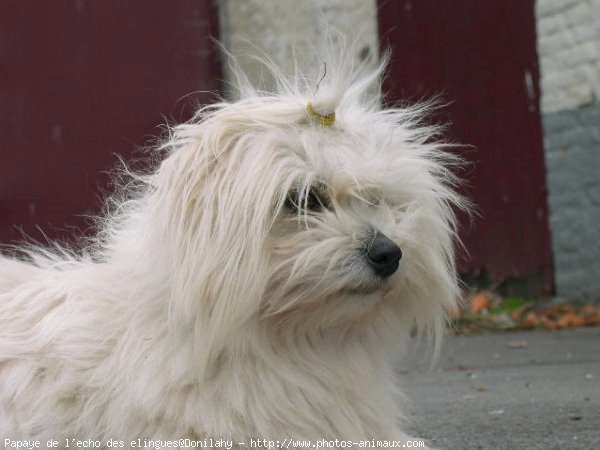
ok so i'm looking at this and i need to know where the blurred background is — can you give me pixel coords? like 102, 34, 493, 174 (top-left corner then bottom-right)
1, 0, 599, 308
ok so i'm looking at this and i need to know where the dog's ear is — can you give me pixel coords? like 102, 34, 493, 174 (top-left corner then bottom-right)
147, 117, 280, 379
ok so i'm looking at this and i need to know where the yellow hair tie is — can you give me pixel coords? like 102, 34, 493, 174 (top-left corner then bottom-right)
307, 102, 335, 126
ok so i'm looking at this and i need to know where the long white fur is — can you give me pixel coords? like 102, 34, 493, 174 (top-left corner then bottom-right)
0, 43, 465, 448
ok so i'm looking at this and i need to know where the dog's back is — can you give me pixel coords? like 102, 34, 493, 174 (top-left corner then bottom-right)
0, 255, 112, 441
0, 257, 41, 294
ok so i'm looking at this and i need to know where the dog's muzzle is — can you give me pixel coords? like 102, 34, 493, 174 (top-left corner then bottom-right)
365, 232, 402, 278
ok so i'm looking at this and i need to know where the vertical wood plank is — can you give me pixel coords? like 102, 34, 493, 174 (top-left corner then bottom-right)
0, 0, 221, 244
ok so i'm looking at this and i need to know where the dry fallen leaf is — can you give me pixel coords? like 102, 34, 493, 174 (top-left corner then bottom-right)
470, 291, 490, 314
523, 311, 541, 327
452, 293, 600, 334
581, 304, 600, 315
540, 316, 559, 330
581, 305, 600, 325
557, 313, 586, 328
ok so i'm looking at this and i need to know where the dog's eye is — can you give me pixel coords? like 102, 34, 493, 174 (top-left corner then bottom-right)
285, 188, 328, 214
369, 196, 382, 207
361, 191, 383, 207
305, 190, 324, 212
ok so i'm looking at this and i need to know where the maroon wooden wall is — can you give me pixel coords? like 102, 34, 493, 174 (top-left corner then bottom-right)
1, 1, 220, 244
378, 1, 553, 295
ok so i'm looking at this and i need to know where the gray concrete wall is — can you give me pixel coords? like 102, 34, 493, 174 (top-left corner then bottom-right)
536, 0, 600, 301
218, 0, 379, 93
536, 0, 600, 113
543, 106, 600, 300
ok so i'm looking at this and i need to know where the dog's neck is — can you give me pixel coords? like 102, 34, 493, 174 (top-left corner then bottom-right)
193, 316, 406, 440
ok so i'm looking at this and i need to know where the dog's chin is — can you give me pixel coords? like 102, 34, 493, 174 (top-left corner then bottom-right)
343, 284, 384, 296
342, 277, 395, 297
264, 278, 396, 327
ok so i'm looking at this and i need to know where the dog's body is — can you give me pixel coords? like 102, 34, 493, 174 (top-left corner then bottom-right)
0, 47, 463, 448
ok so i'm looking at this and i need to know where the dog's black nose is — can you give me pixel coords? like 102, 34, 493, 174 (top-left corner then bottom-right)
366, 233, 402, 278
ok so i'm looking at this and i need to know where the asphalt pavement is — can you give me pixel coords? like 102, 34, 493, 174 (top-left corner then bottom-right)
399, 327, 600, 449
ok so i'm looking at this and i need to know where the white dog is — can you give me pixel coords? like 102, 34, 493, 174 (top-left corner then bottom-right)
0, 45, 464, 449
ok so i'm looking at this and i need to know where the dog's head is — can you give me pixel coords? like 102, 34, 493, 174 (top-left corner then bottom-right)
146, 47, 465, 350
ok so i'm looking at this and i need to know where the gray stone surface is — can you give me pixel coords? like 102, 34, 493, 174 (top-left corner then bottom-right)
219, 0, 379, 94
543, 104, 600, 303
536, 1, 600, 303
399, 328, 600, 449
536, 0, 600, 113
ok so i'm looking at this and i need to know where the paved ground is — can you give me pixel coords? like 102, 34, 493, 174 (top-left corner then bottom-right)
399, 327, 600, 450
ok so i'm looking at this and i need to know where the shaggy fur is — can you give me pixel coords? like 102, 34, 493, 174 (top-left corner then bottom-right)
0, 45, 464, 448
